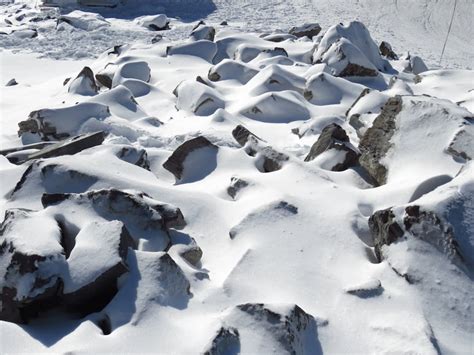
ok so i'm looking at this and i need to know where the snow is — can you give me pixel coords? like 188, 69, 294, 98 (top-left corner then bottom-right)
0, 0, 473, 354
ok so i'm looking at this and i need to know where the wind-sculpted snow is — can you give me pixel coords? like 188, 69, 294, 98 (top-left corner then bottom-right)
0, 17, 473, 355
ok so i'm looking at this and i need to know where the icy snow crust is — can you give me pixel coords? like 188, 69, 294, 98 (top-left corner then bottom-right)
0, 13, 473, 355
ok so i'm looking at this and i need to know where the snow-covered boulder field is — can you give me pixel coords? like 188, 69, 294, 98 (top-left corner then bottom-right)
0, 17, 473, 354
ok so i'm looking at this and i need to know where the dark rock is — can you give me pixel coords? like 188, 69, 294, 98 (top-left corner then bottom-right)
368, 208, 404, 262
163, 136, 218, 180
204, 327, 240, 355
0, 141, 56, 157
236, 303, 317, 354
116, 145, 150, 170
289, 23, 322, 39
359, 96, 403, 185
447, 125, 473, 161
151, 34, 163, 44
232, 125, 262, 146
68, 66, 99, 95
192, 20, 206, 31
345, 280, 383, 298
379, 41, 398, 60
0, 209, 65, 323
14, 131, 106, 164
305, 123, 359, 171
232, 125, 288, 173
339, 63, 378, 77
179, 245, 203, 266
369, 205, 466, 268
6, 78, 18, 87
42, 188, 185, 233
220, 21, 228, 26
345, 88, 371, 117
227, 176, 249, 199
95, 73, 112, 89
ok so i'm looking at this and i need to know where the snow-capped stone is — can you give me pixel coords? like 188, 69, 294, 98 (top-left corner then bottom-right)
289, 23, 321, 39
110, 144, 150, 170
208, 59, 258, 83
102, 252, 191, 330
178, 244, 203, 266
95, 64, 117, 89
244, 64, 306, 96
174, 80, 225, 116
313, 21, 390, 72
111, 61, 151, 88
68, 66, 99, 96
359, 96, 473, 185
304, 72, 366, 105
62, 220, 134, 313
305, 123, 359, 171
203, 327, 240, 355
135, 14, 169, 31
345, 279, 383, 298
0, 209, 65, 323
22, 131, 105, 163
167, 40, 218, 62
18, 103, 110, 142
57, 11, 110, 31
407, 55, 429, 74
162, 136, 218, 181
191, 25, 216, 42
219, 303, 319, 354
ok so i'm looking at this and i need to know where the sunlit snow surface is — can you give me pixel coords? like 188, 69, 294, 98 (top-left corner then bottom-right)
0, 2, 473, 354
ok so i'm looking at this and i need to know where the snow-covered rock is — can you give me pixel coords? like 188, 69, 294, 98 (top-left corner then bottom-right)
135, 14, 169, 31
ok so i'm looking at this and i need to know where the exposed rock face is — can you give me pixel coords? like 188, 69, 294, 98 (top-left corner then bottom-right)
6, 78, 18, 87
289, 23, 321, 39
42, 188, 185, 234
368, 209, 404, 262
179, 244, 203, 266
447, 125, 474, 161
0, 209, 65, 323
232, 125, 261, 146
68, 66, 99, 96
227, 176, 249, 199
304, 123, 359, 171
369, 205, 466, 268
115, 145, 151, 170
236, 303, 317, 354
379, 41, 398, 60
203, 327, 240, 355
162, 136, 218, 180
359, 96, 402, 185
11, 131, 105, 164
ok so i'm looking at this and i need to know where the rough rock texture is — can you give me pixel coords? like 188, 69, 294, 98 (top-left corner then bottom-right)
115, 145, 151, 170
289, 23, 321, 39
203, 327, 240, 355
162, 136, 218, 180
369, 205, 465, 268
304, 123, 359, 171
227, 176, 249, 199
42, 188, 185, 233
13, 131, 105, 164
0, 209, 64, 323
379, 41, 398, 60
236, 303, 317, 354
179, 244, 203, 266
359, 96, 402, 185
447, 125, 474, 161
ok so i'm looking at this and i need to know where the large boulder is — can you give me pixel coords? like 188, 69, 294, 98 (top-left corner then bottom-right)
359, 96, 473, 185
211, 303, 319, 354
0, 209, 65, 323
313, 21, 391, 76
